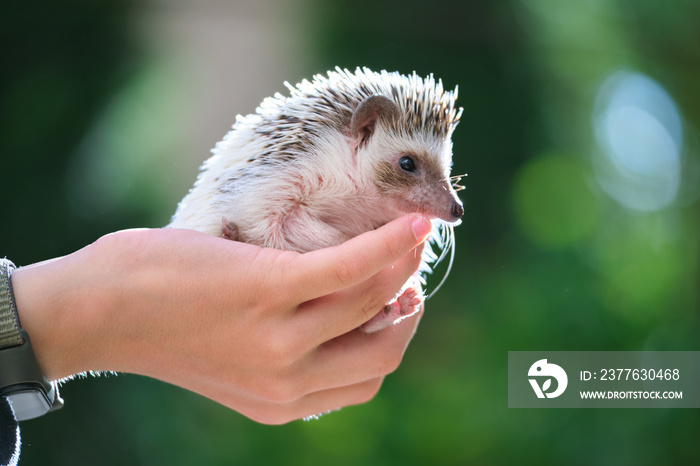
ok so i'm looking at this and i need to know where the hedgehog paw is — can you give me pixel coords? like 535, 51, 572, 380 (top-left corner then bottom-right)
360, 283, 424, 333
221, 218, 240, 241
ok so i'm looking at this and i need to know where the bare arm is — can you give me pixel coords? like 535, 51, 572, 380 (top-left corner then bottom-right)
10, 214, 431, 424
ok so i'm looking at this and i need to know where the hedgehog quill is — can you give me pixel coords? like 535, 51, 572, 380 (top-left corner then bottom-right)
169, 67, 464, 332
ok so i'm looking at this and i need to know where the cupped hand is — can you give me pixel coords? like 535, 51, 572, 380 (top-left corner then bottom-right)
11, 214, 431, 424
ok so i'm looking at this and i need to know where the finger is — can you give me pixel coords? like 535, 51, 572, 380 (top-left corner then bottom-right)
293, 307, 423, 396
217, 307, 419, 424
162, 361, 387, 425
292, 242, 425, 343
223, 377, 387, 425
287, 214, 432, 303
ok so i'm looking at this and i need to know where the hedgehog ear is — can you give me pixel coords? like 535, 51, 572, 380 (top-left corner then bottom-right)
350, 95, 400, 146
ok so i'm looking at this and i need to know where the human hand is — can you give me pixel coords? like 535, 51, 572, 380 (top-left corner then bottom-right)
11, 214, 431, 424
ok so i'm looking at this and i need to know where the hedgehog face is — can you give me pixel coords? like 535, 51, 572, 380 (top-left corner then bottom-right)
349, 93, 462, 224
365, 127, 463, 224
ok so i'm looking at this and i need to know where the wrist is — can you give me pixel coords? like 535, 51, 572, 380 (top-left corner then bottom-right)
10, 252, 104, 381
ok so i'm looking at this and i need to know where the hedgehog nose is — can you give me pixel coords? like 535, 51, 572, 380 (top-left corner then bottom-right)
451, 201, 464, 220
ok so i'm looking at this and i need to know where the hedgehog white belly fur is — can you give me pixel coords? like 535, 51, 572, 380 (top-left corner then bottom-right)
169, 67, 464, 331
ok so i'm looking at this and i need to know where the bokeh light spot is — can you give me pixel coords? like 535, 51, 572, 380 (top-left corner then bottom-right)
592, 71, 682, 212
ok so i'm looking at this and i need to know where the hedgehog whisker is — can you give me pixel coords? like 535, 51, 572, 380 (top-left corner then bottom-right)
425, 222, 455, 300
449, 173, 467, 192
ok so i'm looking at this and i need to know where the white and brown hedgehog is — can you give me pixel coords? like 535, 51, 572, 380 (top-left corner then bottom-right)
169, 67, 464, 331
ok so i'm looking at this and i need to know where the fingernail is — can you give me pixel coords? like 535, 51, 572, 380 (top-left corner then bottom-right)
411, 215, 431, 240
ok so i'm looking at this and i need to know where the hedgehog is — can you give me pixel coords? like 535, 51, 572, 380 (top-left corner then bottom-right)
169, 67, 464, 332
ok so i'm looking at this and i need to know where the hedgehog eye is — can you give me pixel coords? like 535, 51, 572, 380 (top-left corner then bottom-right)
399, 156, 416, 173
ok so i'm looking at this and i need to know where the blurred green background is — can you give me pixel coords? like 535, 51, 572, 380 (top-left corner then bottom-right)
3, 0, 700, 464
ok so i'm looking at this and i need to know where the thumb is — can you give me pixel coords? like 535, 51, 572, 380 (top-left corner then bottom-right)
290, 214, 432, 302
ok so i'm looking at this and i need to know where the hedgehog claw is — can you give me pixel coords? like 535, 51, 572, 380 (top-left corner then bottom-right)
221, 218, 240, 241
360, 280, 424, 333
